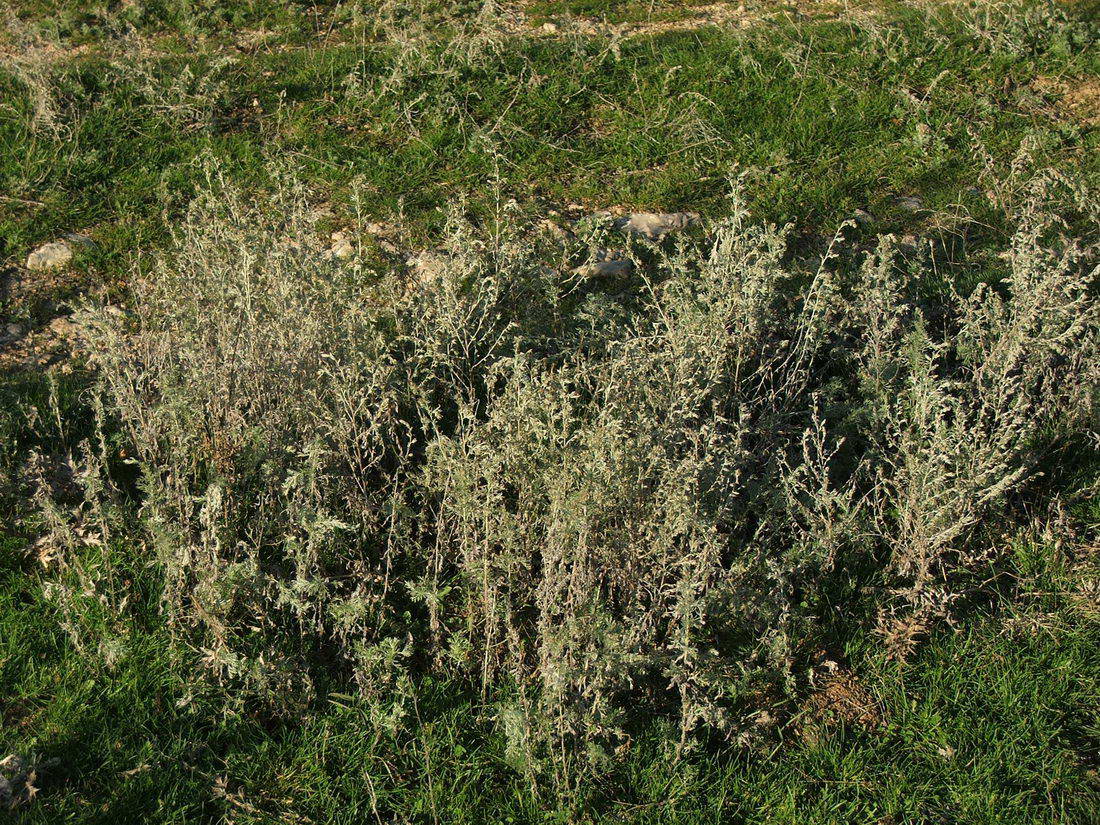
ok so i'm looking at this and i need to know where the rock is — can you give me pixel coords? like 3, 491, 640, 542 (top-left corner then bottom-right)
895, 196, 923, 213
852, 209, 874, 229
47, 315, 77, 338
63, 232, 96, 249
541, 219, 574, 243
541, 22, 558, 33
573, 252, 633, 278
896, 233, 921, 257
576, 259, 633, 278
26, 240, 73, 271
407, 250, 450, 283
325, 231, 355, 260
613, 211, 701, 240
0, 753, 40, 810
307, 204, 336, 223
362, 222, 390, 237
321, 229, 354, 261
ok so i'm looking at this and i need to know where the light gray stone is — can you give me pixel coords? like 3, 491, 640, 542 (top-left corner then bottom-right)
26, 240, 73, 271
573, 253, 633, 278
408, 250, 450, 283
613, 211, 701, 240
328, 236, 355, 260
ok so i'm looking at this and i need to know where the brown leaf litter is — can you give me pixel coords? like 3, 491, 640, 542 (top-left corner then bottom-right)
797, 655, 884, 743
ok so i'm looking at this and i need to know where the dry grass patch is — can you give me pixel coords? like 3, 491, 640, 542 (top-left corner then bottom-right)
800, 665, 883, 741
1034, 75, 1100, 126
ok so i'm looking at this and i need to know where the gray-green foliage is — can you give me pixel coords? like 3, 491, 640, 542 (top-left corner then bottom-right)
49, 170, 1097, 786
861, 181, 1099, 654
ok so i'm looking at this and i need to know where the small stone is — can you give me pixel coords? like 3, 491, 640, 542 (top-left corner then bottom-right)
63, 232, 96, 249
577, 260, 633, 278
852, 209, 874, 229
326, 230, 355, 260
329, 240, 355, 260
541, 22, 558, 33
541, 219, 574, 242
3, 322, 21, 339
613, 211, 701, 241
48, 315, 76, 337
895, 196, 924, 213
0, 753, 51, 810
897, 233, 921, 256
573, 253, 633, 278
26, 240, 73, 271
408, 250, 450, 283
307, 204, 336, 223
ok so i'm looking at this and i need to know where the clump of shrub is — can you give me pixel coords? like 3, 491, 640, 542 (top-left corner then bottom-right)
44, 171, 1097, 788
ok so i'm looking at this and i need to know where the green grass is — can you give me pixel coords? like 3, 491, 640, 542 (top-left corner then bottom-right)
2, 529, 1097, 823
2, 0, 1096, 261
2, 0, 1098, 821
